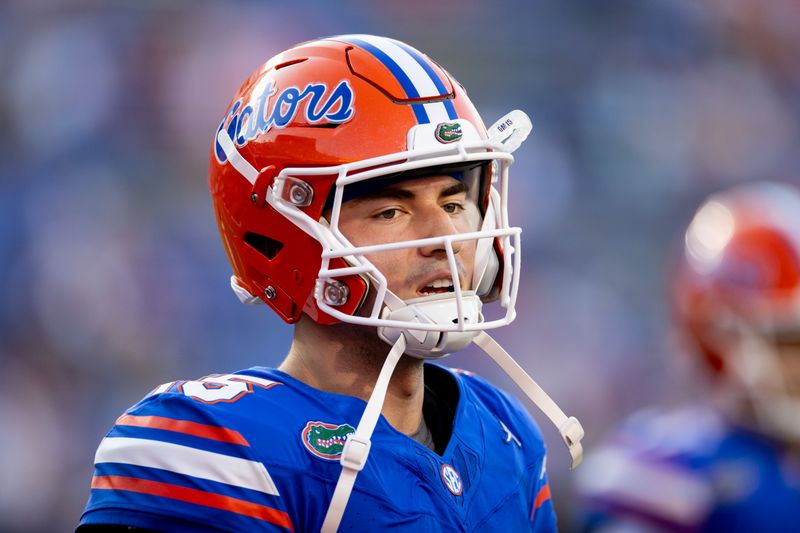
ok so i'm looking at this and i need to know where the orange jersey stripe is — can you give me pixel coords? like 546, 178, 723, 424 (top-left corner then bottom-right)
91, 475, 293, 531
115, 414, 249, 446
534, 483, 551, 510
530, 482, 552, 522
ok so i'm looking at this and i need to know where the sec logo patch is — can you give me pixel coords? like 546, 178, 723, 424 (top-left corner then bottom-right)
440, 463, 463, 496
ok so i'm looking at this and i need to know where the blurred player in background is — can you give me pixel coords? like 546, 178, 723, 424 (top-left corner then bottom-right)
576, 181, 800, 531
76, 35, 583, 532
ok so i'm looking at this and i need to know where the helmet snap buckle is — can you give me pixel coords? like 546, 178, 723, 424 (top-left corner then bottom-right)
250, 165, 277, 208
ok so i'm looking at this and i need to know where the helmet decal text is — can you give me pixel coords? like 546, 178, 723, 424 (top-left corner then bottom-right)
215, 79, 355, 163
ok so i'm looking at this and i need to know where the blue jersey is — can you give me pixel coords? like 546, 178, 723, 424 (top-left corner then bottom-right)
576, 406, 800, 532
79, 364, 556, 532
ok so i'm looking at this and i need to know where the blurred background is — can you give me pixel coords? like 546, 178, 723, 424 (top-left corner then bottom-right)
1, 0, 799, 530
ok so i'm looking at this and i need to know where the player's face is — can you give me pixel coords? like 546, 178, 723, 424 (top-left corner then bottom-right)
337, 174, 481, 300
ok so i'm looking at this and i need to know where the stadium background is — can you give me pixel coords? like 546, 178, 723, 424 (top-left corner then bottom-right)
1, 0, 799, 530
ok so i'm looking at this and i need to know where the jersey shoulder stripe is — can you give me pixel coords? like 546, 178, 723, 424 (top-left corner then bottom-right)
114, 413, 250, 446
83, 384, 292, 530
94, 435, 279, 495
531, 483, 551, 517
93, 461, 280, 505
90, 475, 293, 530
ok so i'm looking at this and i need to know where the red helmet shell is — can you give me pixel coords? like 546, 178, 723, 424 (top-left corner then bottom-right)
673, 181, 800, 375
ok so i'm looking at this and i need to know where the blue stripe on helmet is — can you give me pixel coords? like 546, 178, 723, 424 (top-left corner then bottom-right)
394, 41, 458, 120
345, 37, 430, 124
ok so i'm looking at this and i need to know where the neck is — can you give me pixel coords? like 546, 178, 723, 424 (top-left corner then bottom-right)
279, 315, 425, 435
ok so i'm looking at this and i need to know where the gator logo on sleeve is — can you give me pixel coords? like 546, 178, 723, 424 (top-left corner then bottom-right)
302, 421, 355, 460
434, 122, 463, 144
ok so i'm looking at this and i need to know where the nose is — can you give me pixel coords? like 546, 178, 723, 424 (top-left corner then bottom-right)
418, 206, 463, 257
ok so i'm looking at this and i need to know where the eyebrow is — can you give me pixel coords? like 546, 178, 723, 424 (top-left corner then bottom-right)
349, 180, 469, 204
441, 181, 468, 198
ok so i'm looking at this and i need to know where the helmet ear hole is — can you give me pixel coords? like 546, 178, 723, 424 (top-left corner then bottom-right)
244, 232, 284, 260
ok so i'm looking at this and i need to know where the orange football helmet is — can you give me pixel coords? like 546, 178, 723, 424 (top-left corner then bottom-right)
674, 181, 800, 442
208, 34, 527, 341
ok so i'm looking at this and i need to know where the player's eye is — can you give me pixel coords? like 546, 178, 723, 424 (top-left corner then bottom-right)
442, 202, 464, 214
375, 208, 398, 220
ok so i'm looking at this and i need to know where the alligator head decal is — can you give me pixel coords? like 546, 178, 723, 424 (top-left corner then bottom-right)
435, 122, 463, 144
302, 421, 356, 460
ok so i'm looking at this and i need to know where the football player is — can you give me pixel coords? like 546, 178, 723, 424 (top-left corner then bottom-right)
77, 35, 583, 532
576, 181, 800, 532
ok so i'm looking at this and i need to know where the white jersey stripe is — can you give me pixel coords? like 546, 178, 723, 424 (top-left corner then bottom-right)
95, 436, 280, 496
220, 373, 280, 389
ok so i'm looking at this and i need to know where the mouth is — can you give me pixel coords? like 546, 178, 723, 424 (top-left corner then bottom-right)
417, 277, 457, 297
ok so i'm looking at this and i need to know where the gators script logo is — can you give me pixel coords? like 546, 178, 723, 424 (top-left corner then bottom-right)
435, 122, 463, 144
302, 421, 355, 460
215, 77, 355, 164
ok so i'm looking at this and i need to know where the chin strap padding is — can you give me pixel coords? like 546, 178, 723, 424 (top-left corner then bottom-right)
473, 331, 584, 468
320, 334, 407, 533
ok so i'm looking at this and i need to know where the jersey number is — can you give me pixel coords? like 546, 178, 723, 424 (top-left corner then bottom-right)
178, 374, 278, 404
